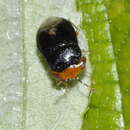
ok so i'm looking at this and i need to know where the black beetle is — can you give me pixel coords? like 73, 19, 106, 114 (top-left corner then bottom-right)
37, 17, 86, 81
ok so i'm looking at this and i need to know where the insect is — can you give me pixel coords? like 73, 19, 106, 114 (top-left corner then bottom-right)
37, 17, 86, 82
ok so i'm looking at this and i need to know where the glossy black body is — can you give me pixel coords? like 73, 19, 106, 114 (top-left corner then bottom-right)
37, 17, 81, 72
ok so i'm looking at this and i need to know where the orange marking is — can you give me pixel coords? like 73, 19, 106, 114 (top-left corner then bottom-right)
52, 57, 86, 80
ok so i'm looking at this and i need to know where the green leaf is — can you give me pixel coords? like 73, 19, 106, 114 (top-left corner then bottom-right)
76, 0, 130, 129
1, 0, 130, 129
104, 0, 130, 129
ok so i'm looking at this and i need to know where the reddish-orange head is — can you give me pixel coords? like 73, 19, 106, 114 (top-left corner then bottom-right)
52, 57, 86, 81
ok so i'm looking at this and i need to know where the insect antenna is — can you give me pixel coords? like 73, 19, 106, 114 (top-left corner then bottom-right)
76, 77, 89, 87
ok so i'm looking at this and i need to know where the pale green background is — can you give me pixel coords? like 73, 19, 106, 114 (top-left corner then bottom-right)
0, 0, 91, 130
